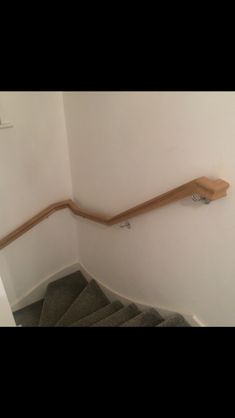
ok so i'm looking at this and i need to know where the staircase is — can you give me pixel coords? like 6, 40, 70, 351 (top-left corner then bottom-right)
13, 271, 190, 327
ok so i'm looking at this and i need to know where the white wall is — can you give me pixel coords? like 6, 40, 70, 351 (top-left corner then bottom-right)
0, 92, 79, 307
63, 92, 235, 326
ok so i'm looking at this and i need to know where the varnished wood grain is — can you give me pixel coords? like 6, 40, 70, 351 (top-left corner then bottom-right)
0, 176, 229, 250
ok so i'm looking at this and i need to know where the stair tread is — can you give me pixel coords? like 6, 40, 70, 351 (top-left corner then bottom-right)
92, 304, 140, 327
69, 301, 124, 327
39, 271, 87, 327
121, 308, 163, 327
156, 314, 190, 327
14, 299, 44, 327
56, 279, 109, 326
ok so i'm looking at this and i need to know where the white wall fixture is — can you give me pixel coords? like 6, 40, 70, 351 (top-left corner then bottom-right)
0, 117, 13, 129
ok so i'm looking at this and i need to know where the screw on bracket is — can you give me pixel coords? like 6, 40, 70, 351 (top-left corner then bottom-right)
192, 193, 211, 204
119, 221, 131, 229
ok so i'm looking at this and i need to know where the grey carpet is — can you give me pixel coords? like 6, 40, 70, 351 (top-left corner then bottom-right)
92, 303, 140, 327
13, 270, 191, 327
121, 308, 163, 327
14, 299, 44, 327
69, 301, 124, 327
157, 314, 190, 327
56, 279, 109, 327
39, 271, 87, 327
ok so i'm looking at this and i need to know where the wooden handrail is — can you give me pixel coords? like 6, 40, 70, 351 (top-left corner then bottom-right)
0, 176, 229, 250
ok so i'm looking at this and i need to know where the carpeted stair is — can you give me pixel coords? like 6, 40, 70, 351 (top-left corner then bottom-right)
92, 304, 141, 327
156, 314, 190, 327
121, 308, 163, 327
13, 270, 191, 327
70, 301, 124, 327
39, 271, 87, 326
14, 299, 44, 327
